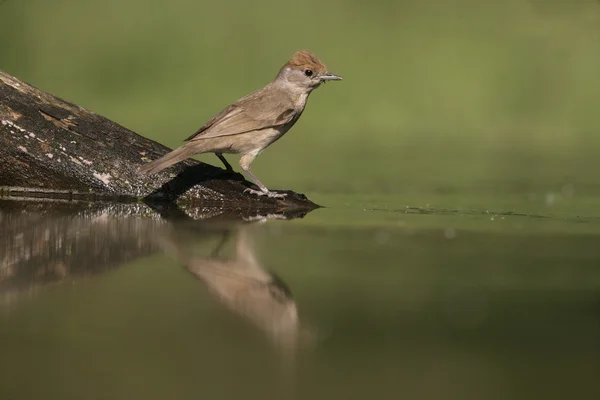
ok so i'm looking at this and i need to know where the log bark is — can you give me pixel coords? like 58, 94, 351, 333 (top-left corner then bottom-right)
0, 70, 319, 210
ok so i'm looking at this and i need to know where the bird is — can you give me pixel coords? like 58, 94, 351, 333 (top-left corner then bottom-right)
159, 224, 302, 350
138, 50, 342, 198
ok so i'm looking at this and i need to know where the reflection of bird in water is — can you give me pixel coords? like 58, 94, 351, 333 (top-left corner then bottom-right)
158, 223, 301, 351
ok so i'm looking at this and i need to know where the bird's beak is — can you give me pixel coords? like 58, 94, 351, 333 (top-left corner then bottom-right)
321, 72, 342, 81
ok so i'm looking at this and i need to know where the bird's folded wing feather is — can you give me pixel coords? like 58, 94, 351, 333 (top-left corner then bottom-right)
184, 88, 297, 141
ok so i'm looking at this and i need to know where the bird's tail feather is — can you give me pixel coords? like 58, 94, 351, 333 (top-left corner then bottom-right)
138, 144, 198, 175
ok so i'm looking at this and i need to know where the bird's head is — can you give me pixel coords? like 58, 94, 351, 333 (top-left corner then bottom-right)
276, 50, 342, 92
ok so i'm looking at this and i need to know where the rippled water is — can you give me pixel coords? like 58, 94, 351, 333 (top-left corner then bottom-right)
1, 194, 599, 399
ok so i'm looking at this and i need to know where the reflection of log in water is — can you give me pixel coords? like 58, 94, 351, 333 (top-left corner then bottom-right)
0, 198, 313, 309
159, 223, 304, 352
0, 199, 165, 306
1, 197, 312, 382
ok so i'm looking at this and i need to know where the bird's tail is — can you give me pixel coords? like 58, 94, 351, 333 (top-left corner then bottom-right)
138, 143, 198, 175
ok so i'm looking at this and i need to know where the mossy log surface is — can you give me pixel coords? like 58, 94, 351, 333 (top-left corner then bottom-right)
0, 71, 318, 210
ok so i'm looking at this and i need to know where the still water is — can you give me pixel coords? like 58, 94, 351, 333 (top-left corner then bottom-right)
1, 194, 599, 399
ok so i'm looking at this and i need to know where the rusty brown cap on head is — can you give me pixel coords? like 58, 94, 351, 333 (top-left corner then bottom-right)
282, 50, 328, 74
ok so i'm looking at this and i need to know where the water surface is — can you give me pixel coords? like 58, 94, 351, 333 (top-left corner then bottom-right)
1, 193, 599, 400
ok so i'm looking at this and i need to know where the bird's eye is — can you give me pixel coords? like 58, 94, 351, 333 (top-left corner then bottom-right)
304, 69, 313, 77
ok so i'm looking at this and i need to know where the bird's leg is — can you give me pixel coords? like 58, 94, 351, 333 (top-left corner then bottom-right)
239, 154, 287, 199
215, 152, 234, 172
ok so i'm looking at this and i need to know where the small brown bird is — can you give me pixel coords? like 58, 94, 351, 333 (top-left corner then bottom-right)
138, 50, 342, 198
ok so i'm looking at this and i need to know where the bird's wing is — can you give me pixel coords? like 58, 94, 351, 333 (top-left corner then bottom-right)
184, 87, 297, 141
184, 104, 242, 141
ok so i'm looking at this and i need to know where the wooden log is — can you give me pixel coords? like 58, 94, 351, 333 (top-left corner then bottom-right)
0, 71, 319, 210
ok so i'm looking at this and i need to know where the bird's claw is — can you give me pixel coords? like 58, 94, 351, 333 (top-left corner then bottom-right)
244, 188, 288, 199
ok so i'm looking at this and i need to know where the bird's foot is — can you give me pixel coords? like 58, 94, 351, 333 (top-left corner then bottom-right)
244, 188, 288, 199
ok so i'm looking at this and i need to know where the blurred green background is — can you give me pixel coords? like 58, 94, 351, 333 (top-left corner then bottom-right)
1, 0, 599, 200
2, 3, 600, 397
